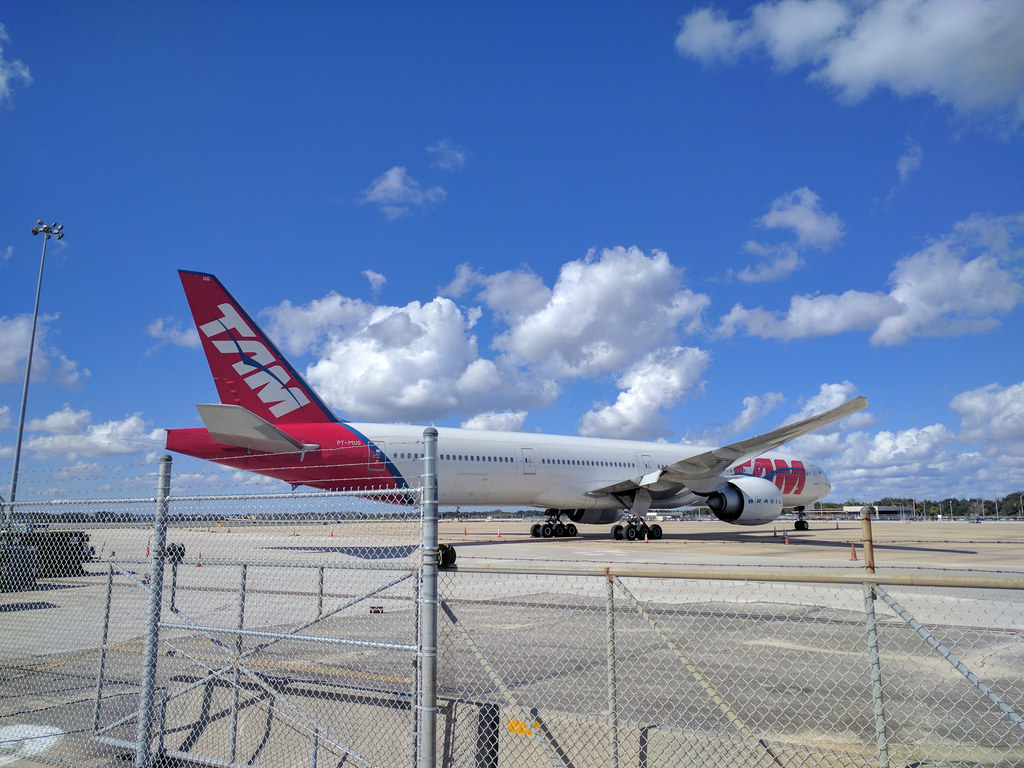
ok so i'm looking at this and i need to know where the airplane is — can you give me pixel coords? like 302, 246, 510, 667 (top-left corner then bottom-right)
165, 270, 867, 562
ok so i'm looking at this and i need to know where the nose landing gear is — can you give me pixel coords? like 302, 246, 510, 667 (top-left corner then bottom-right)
794, 508, 809, 531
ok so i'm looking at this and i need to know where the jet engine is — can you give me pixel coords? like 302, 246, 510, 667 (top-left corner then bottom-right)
705, 475, 783, 526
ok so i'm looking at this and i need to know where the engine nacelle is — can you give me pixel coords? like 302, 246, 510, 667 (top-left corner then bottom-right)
563, 508, 623, 525
706, 475, 783, 526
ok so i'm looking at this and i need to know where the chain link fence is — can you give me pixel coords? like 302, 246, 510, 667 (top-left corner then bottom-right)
434, 567, 1024, 767
2, 443, 1023, 767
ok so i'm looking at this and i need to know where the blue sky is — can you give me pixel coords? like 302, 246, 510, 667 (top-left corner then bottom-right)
2, 1, 1023, 504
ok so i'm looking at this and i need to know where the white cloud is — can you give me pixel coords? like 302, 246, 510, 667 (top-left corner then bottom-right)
427, 139, 468, 170
273, 293, 555, 423
872, 239, 1022, 345
736, 187, 843, 282
676, 0, 1024, 129
896, 138, 923, 183
263, 293, 374, 354
737, 244, 804, 283
441, 264, 551, 325
718, 289, 900, 339
0, 313, 88, 388
579, 346, 711, 439
260, 246, 711, 427
461, 410, 528, 432
0, 24, 32, 106
27, 404, 91, 435
146, 317, 200, 348
493, 247, 710, 378
0, 404, 9, 430
360, 166, 446, 219
757, 187, 844, 249
362, 269, 386, 292
19, 408, 163, 460
718, 212, 1024, 344
950, 381, 1024, 457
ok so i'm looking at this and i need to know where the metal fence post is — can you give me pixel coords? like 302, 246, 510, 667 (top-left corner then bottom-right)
418, 427, 439, 768
605, 574, 619, 768
135, 454, 171, 768
860, 510, 890, 767
229, 563, 248, 765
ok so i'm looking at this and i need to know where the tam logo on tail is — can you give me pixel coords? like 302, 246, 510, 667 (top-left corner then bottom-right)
179, 270, 337, 425
199, 302, 311, 418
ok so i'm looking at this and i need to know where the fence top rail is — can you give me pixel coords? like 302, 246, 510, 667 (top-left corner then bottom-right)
450, 562, 1024, 591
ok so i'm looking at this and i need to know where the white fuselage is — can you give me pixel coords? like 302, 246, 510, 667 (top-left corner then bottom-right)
354, 423, 830, 510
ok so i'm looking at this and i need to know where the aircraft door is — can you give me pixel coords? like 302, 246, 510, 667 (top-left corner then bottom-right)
640, 454, 655, 473
520, 447, 536, 475
368, 442, 387, 471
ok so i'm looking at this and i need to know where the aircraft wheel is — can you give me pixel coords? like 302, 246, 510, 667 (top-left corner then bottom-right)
530, 524, 541, 538
795, 520, 808, 531
541, 523, 554, 538
649, 524, 663, 540
625, 525, 638, 541
439, 544, 457, 568
553, 522, 566, 537
566, 523, 578, 537
612, 525, 624, 540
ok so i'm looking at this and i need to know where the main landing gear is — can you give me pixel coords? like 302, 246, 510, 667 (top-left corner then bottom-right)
794, 508, 809, 531
530, 514, 579, 538
610, 516, 662, 541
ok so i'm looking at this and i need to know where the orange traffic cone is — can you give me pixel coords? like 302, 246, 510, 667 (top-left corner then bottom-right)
784, 533, 790, 545
146, 539, 150, 558
497, 527, 501, 538
850, 542, 858, 561
196, 551, 202, 568
330, 530, 334, 537
464, 526, 467, 536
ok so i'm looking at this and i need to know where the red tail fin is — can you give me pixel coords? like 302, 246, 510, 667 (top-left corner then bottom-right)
178, 270, 338, 425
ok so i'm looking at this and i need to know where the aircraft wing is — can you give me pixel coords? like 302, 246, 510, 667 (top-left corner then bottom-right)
196, 404, 320, 454
589, 396, 867, 497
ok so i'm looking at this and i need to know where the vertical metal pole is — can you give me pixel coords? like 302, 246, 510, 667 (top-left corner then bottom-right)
862, 582, 890, 767
605, 574, 618, 768
860, 509, 889, 766
861, 509, 876, 574
135, 454, 171, 768
418, 427, 439, 768
6, 229, 50, 531
229, 564, 247, 765
92, 562, 115, 733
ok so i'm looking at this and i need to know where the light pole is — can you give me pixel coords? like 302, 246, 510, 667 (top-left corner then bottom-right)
5, 220, 64, 530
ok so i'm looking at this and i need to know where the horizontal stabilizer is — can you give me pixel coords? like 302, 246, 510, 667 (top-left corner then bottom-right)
196, 404, 318, 454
